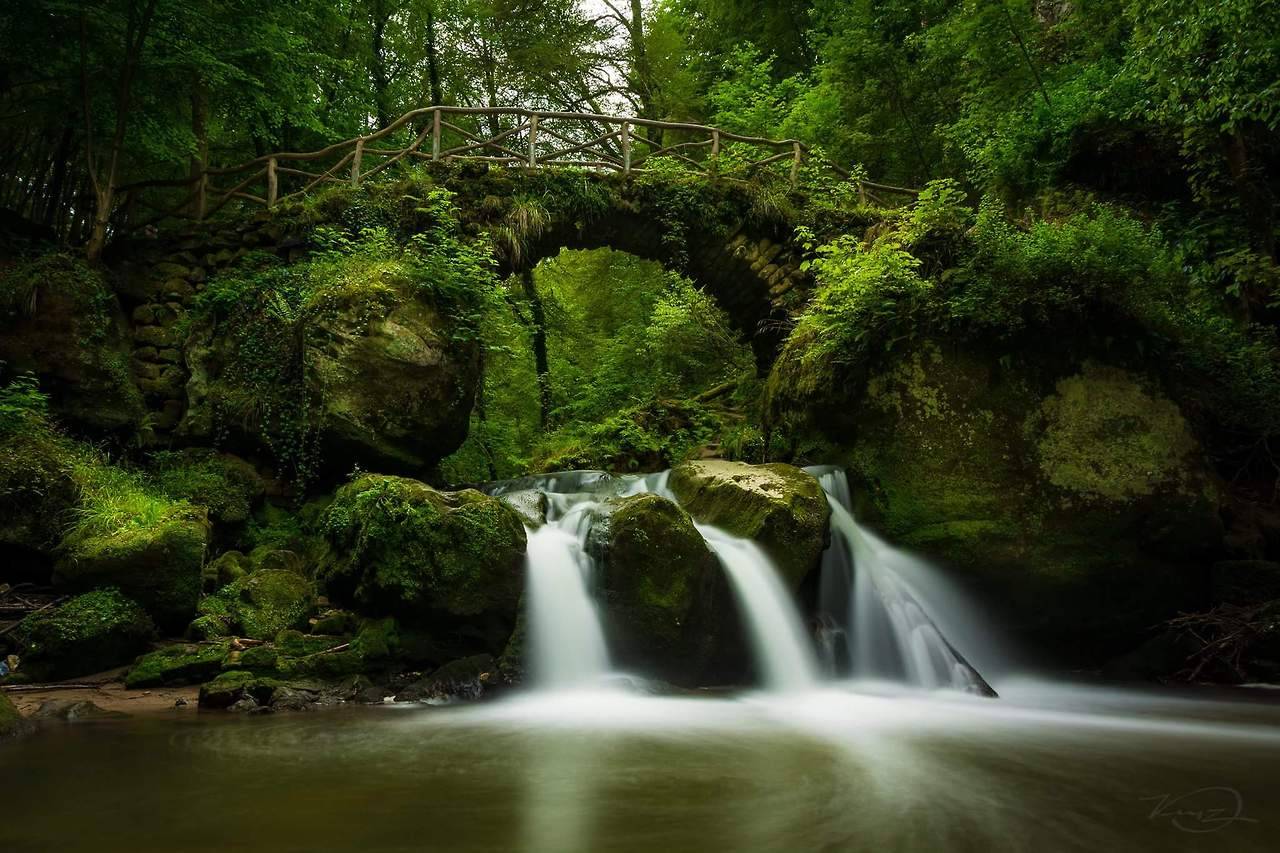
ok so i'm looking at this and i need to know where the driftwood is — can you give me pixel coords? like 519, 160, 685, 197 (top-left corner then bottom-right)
115, 105, 920, 230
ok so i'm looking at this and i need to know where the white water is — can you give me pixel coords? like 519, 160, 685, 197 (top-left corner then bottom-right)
523, 501, 612, 689
699, 524, 820, 691
500, 469, 822, 694
807, 466, 1004, 692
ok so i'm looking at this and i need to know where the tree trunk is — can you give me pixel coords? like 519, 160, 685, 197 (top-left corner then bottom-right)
426, 5, 443, 106
188, 77, 209, 217
369, 0, 393, 129
521, 269, 553, 428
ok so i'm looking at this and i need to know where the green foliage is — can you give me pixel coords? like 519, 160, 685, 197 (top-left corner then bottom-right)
0, 371, 49, 436
149, 450, 262, 524
772, 188, 1280, 443
533, 399, 718, 474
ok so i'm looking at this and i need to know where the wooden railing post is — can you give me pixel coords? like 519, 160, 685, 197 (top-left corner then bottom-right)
790, 142, 803, 188
711, 130, 721, 162
621, 121, 632, 176
432, 109, 441, 162
351, 139, 364, 186
528, 114, 539, 168
267, 157, 278, 208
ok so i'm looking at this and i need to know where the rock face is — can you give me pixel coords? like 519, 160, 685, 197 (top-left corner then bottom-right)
0, 253, 144, 433
321, 475, 527, 623
13, 589, 156, 681
669, 460, 830, 587
594, 494, 730, 683
55, 511, 210, 633
307, 279, 479, 473
181, 274, 478, 475
841, 342, 1222, 658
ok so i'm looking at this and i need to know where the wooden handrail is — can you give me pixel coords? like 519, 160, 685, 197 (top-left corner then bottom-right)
116, 105, 919, 228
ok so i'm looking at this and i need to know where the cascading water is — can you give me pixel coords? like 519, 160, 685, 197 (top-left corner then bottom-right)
699, 524, 819, 691
494, 469, 821, 694
806, 466, 999, 694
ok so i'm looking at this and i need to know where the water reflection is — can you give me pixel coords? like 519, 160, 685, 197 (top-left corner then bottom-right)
2, 683, 1280, 852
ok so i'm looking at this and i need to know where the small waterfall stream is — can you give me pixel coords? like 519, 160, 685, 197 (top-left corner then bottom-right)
807, 466, 998, 694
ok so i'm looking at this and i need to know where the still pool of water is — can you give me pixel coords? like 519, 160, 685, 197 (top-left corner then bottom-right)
3, 681, 1279, 853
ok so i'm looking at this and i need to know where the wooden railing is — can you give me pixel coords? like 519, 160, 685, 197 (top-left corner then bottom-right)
118, 106, 919, 229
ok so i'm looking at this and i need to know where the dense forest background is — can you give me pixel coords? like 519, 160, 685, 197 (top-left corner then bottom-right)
1, 0, 1278, 486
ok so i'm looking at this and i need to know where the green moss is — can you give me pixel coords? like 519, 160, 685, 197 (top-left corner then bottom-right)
195, 568, 313, 640
600, 495, 722, 673
669, 460, 829, 587
322, 475, 526, 618
126, 641, 231, 688
533, 399, 718, 474
1029, 364, 1199, 502
0, 421, 78, 555
150, 450, 264, 524
15, 590, 155, 681
198, 669, 288, 708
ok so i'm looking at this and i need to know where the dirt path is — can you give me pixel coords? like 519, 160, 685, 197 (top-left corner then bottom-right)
3, 666, 200, 716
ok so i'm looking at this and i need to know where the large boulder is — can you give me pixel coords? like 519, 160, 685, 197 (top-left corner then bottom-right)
0, 253, 144, 433
840, 341, 1222, 659
150, 449, 265, 525
669, 460, 829, 587
181, 270, 478, 475
321, 475, 526, 624
190, 568, 314, 641
126, 641, 233, 688
13, 589, 155, 681
55, 509, 210, 633
593, 493, 737, 684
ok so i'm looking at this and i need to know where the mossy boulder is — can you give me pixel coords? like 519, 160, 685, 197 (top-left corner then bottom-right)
126, 641, 232, 688
840, 342, 1222, 658
181, 267, 479, 475
150, 449, 264, 525
0, 428, 78, 582
0, 253, 143, 433
14, 589, 155, 681
193, 568, 314, 641
55, 510, 210, 632
197, 670, 288, 709
669, 460, 829, 587
594, 494, 728, 682
321, 475, 526, 620
395, 654, 495, 703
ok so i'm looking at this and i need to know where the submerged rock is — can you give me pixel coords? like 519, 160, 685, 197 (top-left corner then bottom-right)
13, 589, 156, 681
0, 690, 29, 739
29, 699, 127, 721
669, 460, 830, 587
321, 475, 526, 621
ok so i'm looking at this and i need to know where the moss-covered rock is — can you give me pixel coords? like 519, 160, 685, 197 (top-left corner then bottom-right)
125, 641, 232, 688
14, 589, 155, 681
321, 475, 526, 619
194, 568, 314, 640
150, 449, 264, 525
0, 253, 144, 433
595, 494, 727, 682
395, 654, 495, 702
197, 670, 287, 709
55, 510, 210, 632
669, 460, 829, 587
839, 341, 1222, 658
181, 258, 479, 476
0, 427, 78, 581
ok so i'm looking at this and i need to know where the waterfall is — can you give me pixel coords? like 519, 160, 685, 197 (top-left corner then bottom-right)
807, 466, 999, 695
522, 498, 613, 690
699, 524, 820, 691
